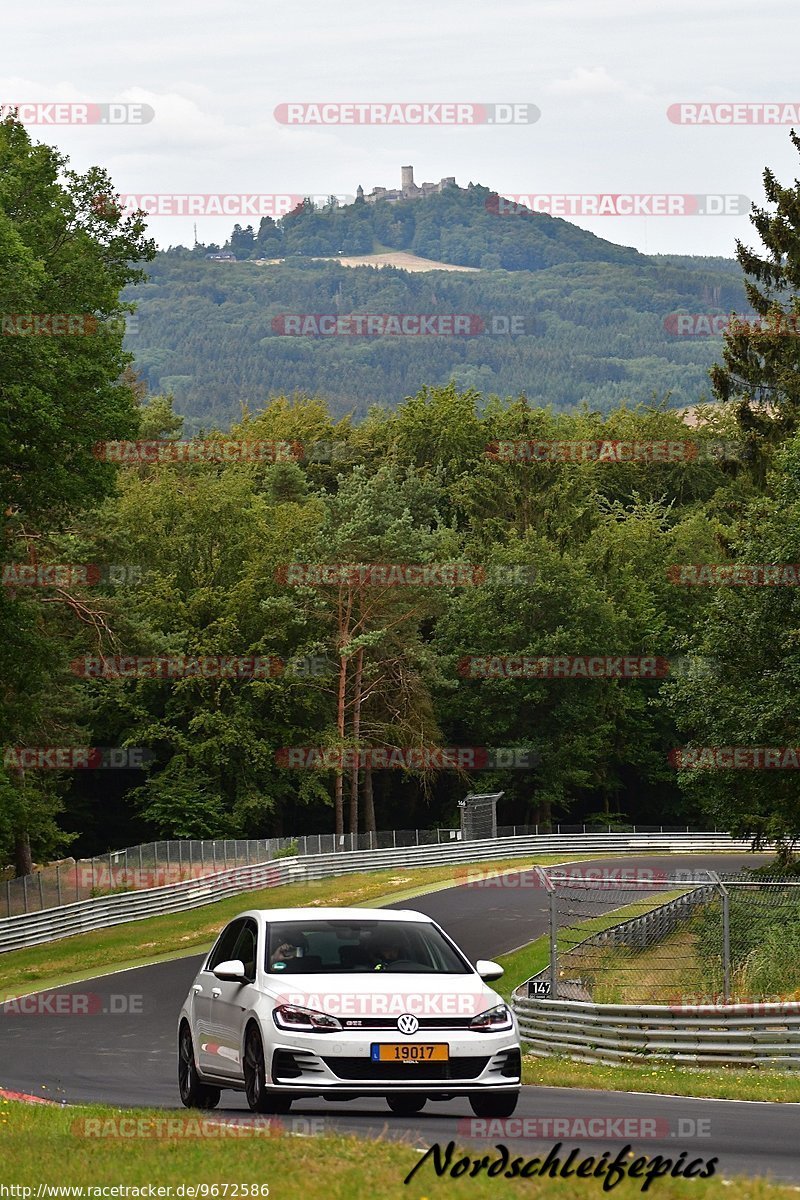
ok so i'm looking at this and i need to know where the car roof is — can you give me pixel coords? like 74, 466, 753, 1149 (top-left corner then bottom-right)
233, 907, 434, 923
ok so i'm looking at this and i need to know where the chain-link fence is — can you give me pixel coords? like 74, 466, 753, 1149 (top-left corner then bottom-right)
1, 829, 462, 916
0, 821, 706, 918
534, 868, 800, 1005
532, 868, 800, 1008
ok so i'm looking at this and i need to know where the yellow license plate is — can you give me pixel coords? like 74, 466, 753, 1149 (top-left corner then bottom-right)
371, 1043, 449, 1062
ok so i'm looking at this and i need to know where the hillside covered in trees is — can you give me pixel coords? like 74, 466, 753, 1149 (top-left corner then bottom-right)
219, 184, 647, 269
129, 243, 745, 431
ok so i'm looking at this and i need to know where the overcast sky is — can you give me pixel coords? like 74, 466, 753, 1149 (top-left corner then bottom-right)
4, 0, 800, 257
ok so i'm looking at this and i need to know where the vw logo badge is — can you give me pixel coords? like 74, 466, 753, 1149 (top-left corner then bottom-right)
397, 1013, 419, 1035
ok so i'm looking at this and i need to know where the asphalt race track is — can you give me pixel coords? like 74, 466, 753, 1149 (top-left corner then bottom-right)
4, 852, 799, 1184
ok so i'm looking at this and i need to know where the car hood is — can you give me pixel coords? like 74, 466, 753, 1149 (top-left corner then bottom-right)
263, 971, 502, 1021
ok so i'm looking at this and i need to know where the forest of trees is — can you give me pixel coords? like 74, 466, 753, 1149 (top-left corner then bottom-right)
129, 250, 745, 430
4, 116, 800, 873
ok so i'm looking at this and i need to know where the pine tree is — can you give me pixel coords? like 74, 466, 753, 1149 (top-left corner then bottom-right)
711, 130, 800, 481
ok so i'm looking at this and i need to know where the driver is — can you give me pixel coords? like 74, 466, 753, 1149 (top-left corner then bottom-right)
269, 934, 306, 969
370, 936, 404, 971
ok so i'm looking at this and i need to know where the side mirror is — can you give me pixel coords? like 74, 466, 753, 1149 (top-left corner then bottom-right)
476, 959, 504, 982
213, 959, 247, 982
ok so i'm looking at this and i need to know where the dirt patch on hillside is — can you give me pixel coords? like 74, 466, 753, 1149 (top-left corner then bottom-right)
254, 251, 480, 273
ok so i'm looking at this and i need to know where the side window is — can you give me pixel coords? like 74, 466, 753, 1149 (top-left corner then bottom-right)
207, 919, 245, 971
231, 920, 258, 982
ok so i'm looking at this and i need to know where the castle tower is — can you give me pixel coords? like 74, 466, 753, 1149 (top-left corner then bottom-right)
401, 165, 415, 193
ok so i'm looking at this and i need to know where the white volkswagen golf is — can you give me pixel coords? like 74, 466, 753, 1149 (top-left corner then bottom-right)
178, 906, 521, 1116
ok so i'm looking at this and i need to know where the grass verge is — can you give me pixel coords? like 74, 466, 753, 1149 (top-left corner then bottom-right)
0, 1099, 795, 1198
522, 1056, 800, 1103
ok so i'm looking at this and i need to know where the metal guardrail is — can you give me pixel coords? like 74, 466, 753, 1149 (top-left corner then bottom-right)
512, 995, 800, 1067
0, 831, 748, 955
2, 822, 709, 918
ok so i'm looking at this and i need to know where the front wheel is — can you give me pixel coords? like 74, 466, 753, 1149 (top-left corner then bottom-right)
243, 1024, 292, 1114
468, 1090, 520, 1119
178, 1024, 220, 1109
386, 1093, 427, 1116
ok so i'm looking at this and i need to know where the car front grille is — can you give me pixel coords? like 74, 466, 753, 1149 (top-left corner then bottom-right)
321, 1056, 490, 1081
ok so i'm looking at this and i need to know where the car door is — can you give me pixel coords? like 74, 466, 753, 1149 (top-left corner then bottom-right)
195, 918, 245, 1076
200, 918, 260, 1080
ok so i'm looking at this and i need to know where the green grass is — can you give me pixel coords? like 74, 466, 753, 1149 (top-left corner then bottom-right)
1, 1098, 795, 1199
0, 855, 599, 1000
524, 1056, 800, 1102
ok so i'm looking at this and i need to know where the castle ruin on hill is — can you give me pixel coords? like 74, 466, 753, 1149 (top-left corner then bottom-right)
357, 165, 457, 204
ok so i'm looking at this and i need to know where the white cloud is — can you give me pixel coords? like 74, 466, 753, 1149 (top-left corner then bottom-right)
548, 67, 630, 97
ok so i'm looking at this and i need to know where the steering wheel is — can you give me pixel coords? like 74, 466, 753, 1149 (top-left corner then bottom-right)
381, 959, 431, 971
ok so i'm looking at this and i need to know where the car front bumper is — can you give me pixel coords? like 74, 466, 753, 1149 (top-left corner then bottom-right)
265, 1026, 521, 1092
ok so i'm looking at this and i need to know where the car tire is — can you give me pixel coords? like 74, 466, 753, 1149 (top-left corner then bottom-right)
386, 1093, 427, 1116
468, 1090, 520, 1118
244, 1024, 292, 1114
178, 1023, 220, 1109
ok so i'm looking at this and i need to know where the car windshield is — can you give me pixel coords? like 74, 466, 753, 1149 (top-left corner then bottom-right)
265, 919, 472, 974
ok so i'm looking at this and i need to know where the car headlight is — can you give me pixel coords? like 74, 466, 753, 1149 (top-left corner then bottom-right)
273, 1003, 342, 1032
469, 1003, 514, 1032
